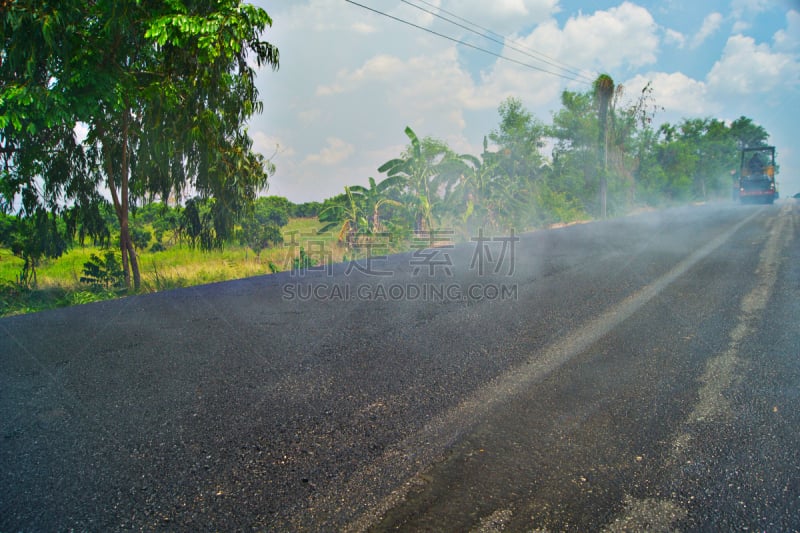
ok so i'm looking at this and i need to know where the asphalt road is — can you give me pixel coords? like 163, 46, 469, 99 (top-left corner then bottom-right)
1, 201, 798, 531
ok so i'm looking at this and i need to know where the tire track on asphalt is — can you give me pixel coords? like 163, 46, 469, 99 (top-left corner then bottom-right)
295, 207, 765, 531
604, 202, 794, 532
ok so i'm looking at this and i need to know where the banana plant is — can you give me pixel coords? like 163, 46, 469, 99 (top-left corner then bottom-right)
378, 126, 454, 239
441, 146, 501, 230
347, 176, 404, 233
318, 186, 369, 250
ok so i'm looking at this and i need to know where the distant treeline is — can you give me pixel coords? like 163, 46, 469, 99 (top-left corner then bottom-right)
316, 82, 772, 251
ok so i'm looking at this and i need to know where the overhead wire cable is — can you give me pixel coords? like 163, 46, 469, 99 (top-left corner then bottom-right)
410, 0, 593, 81
400, 0, 595, 83
343, 0, 591, 84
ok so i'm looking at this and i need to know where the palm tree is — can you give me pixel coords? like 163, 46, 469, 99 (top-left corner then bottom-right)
594, 74, 615, 218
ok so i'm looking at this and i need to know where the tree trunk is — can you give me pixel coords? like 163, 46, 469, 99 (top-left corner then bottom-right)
594, 75, 614, 219
104, 143, 129, 288
119, 211, 131, 288
103, 108, 141, 291
601, 130, 608, 219
600, 175, 607, 218
415, 212, 424, 235
119, 107, 141, 290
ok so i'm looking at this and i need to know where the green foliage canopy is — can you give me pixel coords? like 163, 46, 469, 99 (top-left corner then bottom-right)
1, 0, 279, 289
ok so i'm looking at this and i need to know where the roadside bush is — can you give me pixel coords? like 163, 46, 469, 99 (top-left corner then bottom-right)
80, 251, 125, 290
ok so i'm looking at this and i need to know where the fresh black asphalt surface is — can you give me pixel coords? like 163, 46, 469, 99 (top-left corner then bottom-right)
1, 201, 798, 531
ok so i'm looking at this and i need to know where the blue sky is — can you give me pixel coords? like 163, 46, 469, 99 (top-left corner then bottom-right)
250, 0, 800, 202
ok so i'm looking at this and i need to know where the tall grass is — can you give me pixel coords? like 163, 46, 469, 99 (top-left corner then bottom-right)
0, 218, 346, 316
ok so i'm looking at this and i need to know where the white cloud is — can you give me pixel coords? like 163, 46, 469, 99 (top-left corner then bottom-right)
526, 2, 660, 72
393, 0, 440, 28
278, 0, 346, 32
691, 12, 723, 48
730, 0, 771, 19
730, 0, 771, 31
625, 72, 712, 116
297, 109, 322, 125
451, 0, 542, 18
707, 34, 799, 95
471, 0, 661, 111
664, 28, 686, 48
351, 22, 377, 34
314, 54, 408, 97
445, 0, 560, 33
731, 20, 750, 33
463, 48, 566, 111
303, 137, 355, 166
773, 10, 800, 53
312, 47, 475, 136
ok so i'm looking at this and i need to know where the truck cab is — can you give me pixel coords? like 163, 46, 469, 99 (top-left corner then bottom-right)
739, 146, 776, 204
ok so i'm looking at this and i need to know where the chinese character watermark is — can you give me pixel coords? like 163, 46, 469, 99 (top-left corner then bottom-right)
470, 229, 518, 276
409, 230, 454, 276
280, 228, 520, 301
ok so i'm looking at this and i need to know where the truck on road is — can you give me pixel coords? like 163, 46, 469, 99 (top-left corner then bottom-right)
738, 146, 777, 204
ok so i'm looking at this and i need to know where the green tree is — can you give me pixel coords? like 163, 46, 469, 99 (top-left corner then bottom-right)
489, 97, 547, 184
130, 226, 152, 251
654, 123, 697, 201
676, 118, 738, 199
483, 98, 554, 229
292, 201, 322, 218
631, 125, 670, 205
243, 223, 282, 260
251, 196, 291, 227
0, 213, 14, 245
550, 90, 599, 213
628, 116, 758, 204
729, 116, 769, 150
133, 202, 181, 248
550, 82, 657, 214
239, 196, 288, 259
181, 197, 217, 251
65, 198, 113, 248
0, 207, 69, 288
609, 82, 661, 208
1, 1, 279, 290
4, 209, 69, 287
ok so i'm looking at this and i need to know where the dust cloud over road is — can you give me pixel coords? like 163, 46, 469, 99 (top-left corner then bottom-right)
2, 202, 798, 531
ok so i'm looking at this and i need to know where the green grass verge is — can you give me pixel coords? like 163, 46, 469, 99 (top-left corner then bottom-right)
0, 217, 346, 317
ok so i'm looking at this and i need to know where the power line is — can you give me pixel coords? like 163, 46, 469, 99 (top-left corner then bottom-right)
400, 0, 595, 84
343, 0, 592, 84
410, 0, 593, 81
